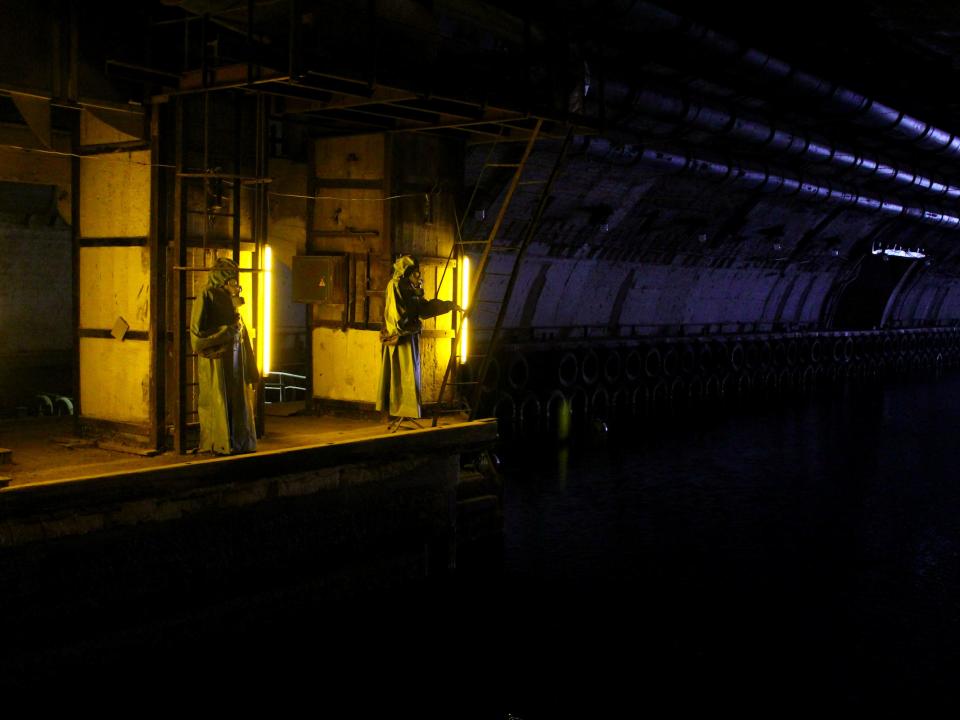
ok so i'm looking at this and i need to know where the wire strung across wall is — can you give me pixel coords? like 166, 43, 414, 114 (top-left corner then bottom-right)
268, 190, 422, 201
0, 143, 176, 168
1, 142, 456, 207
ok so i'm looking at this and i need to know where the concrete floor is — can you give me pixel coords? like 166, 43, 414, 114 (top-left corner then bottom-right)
0, 405, 468, 487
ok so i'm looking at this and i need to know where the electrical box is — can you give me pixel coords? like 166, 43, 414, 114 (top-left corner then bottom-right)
292, 254, 347, 304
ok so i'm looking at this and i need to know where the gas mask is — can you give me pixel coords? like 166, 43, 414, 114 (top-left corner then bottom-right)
407, 268, 424, 296
225, 277, 244, 307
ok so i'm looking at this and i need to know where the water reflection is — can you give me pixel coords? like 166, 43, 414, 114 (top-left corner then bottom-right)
493, 376, 960, 713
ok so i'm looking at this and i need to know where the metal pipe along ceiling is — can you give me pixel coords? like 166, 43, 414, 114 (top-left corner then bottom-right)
738, 50, 960, 156
603, 85, 960, 203
583, 137, 960, 229
627, 2, 960, 160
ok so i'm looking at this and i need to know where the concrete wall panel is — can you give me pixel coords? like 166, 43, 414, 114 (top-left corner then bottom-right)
570, 262, 631, 328
314, 135, 384, 180
78, 246, 150, 332
79, 337, 150, 423
78, 149, 152, 426
311, 188, 383, 255
799, 274, 834, 324
887, 272, 960, 326
913, 285, 938, 322
937, 287, 960, 323
759, 275, 795, 325
311, 326, 453, 407
536, 262, 578, 329
617, 264, 668, 327
79, 150, 150, 238
502, 258, 550, 327
311, 327, 381, 403
420, 335, 453, 404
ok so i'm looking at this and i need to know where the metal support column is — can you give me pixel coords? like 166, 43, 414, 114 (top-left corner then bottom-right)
172, 98, 187, 453
149, 104, 166, 451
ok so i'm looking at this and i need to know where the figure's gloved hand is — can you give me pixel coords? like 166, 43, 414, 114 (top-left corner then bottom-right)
192, 324, 234, 358
193, 324, 236, 351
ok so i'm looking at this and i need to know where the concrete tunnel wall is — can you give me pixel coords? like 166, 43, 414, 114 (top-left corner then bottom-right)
463, 143, 960, 340
889, 271, 960, 327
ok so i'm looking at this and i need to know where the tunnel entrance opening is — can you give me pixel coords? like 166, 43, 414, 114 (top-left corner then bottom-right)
828, 254, 914, 330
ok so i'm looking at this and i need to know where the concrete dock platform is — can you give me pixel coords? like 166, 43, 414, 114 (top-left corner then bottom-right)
0, 408, 479, 488
0, 410, 500, 689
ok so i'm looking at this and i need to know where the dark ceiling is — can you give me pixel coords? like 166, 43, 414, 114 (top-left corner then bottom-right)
87, 2, 960, 135
660, 0, 960, 130
67, 1, 960, 226
129, 2, 960, 142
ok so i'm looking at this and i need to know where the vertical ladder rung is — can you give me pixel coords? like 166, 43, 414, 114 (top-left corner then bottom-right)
434, 118, 546, 421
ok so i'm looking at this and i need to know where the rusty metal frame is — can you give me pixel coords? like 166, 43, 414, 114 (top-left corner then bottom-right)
173, 97, 187, 453
149, 104, 165, 451
70, 94, 81, 434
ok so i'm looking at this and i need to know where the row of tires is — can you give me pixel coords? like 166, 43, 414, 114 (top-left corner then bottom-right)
471, 331, 958, 441
33, 393, 74, 417
471, 327, 960, 395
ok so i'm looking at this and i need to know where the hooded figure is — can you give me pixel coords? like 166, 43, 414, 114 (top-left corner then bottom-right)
190, 257, 259, 454
376, 255, 456, 420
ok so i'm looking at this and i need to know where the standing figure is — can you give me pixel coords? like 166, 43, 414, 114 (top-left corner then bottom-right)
190, 257, 259, 454
376, 255, 457, 428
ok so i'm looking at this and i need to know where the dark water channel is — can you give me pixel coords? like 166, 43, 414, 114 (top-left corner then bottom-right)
488, 373, 960, 715
8, 376, 960, 715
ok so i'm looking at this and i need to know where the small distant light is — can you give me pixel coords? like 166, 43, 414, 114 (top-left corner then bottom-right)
475, 209, 486, 222
773, 242, 783, 251
698, 233, 708, 243
830, 248, 840, 257
600, 223, 610, 232
871, 245, 926, 259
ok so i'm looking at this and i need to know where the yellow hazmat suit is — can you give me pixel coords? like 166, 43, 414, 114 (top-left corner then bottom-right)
190, 258, 259, 454
376, 256, 456, 419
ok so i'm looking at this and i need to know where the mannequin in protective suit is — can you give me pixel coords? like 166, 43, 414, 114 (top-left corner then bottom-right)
190, 257, 259, 454
376, 255, 458, 428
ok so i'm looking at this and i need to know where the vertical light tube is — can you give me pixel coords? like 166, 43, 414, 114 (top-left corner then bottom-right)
460, 255, 470, 362
262, 245, 272, 375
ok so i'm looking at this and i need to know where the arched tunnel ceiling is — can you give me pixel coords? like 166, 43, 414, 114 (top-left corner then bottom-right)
44, 0, 960, 335
455, 0, 960, 336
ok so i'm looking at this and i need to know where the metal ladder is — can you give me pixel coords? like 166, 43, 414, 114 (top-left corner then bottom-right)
171, 91, 269, 452
433, 119, 573, 423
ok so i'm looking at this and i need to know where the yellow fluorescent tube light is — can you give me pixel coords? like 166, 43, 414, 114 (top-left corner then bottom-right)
262, 245, 272, 375
460, 255, 470, 362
